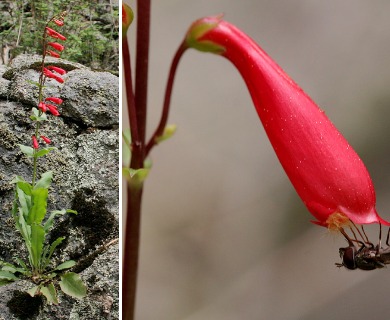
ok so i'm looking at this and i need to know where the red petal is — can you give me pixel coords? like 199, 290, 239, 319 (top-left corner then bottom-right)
47, 104, 60, 116
40, 135, 51, 144
48, 42, 64, 52
38, 101, 47, 112
45, 27, 66, 41
186, 17, 390, 227
32, 136, 39, 149
47, 66, 66, 75
46, 50, 60, 58
45, 97, 63, 104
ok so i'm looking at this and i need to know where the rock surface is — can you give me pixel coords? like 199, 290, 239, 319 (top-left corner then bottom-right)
0, 55, 118, 319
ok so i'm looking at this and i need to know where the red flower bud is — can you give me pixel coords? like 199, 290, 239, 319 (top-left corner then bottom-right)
47, 66, 66, 75
46, 50, 60, 58
48, 42, 64, 52
54, 19, 64, 26
45, 97, 63, 105
46, 27, 66, 41
40, 135, 51, 144
185, 17, 390, 229
32, 136, 39, 149
38, 101, 47, 112
122, 4, 134, 37
46, 104, 60, 116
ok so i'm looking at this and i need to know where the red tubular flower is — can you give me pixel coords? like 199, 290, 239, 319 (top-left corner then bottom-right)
32, 136, 39, 149
46, 104, 60, 116
46, 27, 66, 41
47, 42, 64, 52
43, 68, 64, 83
47, 66, 66, 75
185, 16, 390, 229
38, 101, 47, 112
46, 50, 60, 58
40, 135, 51, 144
45, 97, 63, 105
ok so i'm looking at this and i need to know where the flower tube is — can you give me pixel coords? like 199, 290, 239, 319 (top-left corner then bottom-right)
185, 16, 390, 229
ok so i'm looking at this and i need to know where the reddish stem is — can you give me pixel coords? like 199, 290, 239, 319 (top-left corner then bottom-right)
145, 42, 187, 156
134, 0, 151, 149
123, 1, 151, 320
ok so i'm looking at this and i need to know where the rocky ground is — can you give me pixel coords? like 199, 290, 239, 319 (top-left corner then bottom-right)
0, 55, 119, 319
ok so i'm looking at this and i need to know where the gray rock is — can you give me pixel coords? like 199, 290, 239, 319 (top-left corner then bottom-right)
61, 69, 119, 127
0, 55, 118, 319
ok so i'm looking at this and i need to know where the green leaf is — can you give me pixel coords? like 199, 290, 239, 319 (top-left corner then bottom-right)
16, 187, 31, 220
55, 260, 76, 271
34, 171, 53, 190
15, 258, 28, 271
40, 283, 59, 304
11, 176, 32, 196
35, 147, 56, 158
30, 108, 47, 122
26, 80, 42, 87
27, 286, 39, 297
43, 209, 65, 232
18, 209, 31, 243
122, 129, 131, 166
30, 224, 45, 270
1, 265, 25, 274
0, 270, 18, 281
0, 279, 12, 286
28, 188, 48, 225
59, 272, 87, 299
45, 237, 65, 266
123, 168, 150, 186
44, 209, 76, 232
18, 144, 34, 157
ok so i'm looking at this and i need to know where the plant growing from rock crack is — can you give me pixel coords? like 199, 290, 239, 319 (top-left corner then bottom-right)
0, 11, 87, 304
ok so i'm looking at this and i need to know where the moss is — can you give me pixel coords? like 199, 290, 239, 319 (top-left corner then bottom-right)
7, 290, 43, 320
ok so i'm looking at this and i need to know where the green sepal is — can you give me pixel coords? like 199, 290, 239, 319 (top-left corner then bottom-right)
40, 283, 59, 304
59, 272, 87, 299
185, 15, 225, 54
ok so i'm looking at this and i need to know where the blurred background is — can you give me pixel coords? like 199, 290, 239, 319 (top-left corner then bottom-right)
123, 1, 390, 319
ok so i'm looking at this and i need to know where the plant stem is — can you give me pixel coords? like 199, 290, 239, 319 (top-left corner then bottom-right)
145, 42, 187, 156
134, 0, 151, 148
123, 1, 151, 319
123, 183, 143, 320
